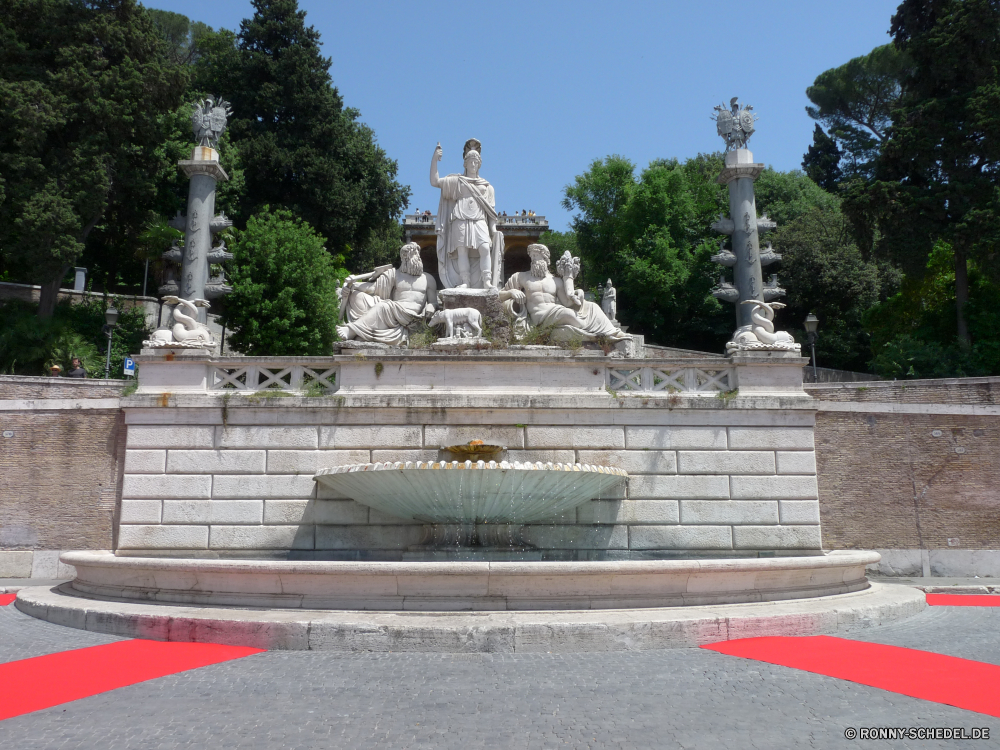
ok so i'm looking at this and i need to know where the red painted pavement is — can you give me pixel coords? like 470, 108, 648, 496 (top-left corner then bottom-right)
703, 635, 1000, 718
0, 594, 16, 606
927, 593, 1000, 607
0, 639, 263, 721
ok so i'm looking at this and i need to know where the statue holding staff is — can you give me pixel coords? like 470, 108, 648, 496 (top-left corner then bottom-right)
430, 139, 504, 289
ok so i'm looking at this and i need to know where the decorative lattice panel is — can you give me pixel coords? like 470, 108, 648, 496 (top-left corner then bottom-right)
606, 367, 733, 393
210, 364, 338, 393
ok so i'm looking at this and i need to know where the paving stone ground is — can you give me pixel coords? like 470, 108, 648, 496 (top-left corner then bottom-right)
0, 600, 997, 749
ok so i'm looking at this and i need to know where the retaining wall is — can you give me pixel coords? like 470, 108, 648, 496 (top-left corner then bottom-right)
0, 375, 127, 577
3, 371, 1000, 576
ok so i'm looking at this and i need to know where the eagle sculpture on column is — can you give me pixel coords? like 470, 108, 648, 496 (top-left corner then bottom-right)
192, 97, 232, 149
713, 97, 757, 151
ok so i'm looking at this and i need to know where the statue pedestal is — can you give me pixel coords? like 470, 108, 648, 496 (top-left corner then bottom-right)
430, 337, 492, 352
438, 287, 510, 348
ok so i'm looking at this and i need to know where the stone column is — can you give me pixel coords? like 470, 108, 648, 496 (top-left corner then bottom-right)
178, 146, 228, 323
716, 149, 765, 330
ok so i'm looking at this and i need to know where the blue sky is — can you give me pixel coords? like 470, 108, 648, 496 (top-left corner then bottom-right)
149, 0, 900, 231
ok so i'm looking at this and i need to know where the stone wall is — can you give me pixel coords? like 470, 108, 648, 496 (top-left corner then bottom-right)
0, 375, 127, 577
117, 355, 821, 561
807, 377, 1000, 576
5, 368, 1000, 577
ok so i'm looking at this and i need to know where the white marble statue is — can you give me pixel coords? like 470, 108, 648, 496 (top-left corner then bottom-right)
499, 244, 631, 344
336, 242, 437, 346
144, 296, 214, 348
430, 139, 504, 289
726, 300, 801, 354
601, 278, 617, 322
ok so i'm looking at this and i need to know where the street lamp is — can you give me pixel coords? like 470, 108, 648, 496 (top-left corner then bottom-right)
803, 313, 819, 381
103, 306, 119, 379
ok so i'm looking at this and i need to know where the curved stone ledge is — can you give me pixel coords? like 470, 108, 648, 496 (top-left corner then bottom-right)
57, 550, 879, 612
16, 579, 925, 652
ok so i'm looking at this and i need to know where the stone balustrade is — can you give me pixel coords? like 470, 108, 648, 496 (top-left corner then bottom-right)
134, 352, 804, 397
403, 213, 548, 227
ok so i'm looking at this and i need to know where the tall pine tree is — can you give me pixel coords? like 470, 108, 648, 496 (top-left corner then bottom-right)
847, 0, 1000, 346
193, 0, 409, 265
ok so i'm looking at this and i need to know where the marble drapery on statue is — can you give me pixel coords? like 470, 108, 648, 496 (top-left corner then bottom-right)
500, 245, 631, 344
431, 140, 504, 289
336, 243, 437, 346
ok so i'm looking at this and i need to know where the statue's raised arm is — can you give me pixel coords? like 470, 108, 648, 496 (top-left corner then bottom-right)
429, 143, 443, 188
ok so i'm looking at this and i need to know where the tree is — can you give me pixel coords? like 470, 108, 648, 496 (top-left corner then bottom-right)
562, 155, 730, 349
804, 44, 908, 182
801, 124, 843, 191
146, 8, 211, 65
192, 0, 409, 267
767, 204, 900, 372
0, 0, 189, 317
221, 207, 343, 355
866, 242, 1000, 378
847, 0, 1000, 347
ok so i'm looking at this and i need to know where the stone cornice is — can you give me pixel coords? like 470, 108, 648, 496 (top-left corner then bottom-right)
178, 160, 229, 182
716, 163, 765, 185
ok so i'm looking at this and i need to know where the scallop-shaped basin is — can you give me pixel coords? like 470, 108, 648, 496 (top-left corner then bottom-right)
314, 460, 628, 524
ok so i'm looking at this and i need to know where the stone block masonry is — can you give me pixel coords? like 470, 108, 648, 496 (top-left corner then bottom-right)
116, 383, 822, 558
7, 370, 1000, 575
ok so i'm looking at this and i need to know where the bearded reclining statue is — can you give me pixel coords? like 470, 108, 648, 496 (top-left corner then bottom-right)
499, 244, 631, 345
336, 242, 437, 346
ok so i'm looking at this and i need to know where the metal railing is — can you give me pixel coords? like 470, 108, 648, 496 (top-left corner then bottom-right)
606, 366, 734, 393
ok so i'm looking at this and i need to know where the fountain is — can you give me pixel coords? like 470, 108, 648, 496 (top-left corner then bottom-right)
12, 115, 927, 651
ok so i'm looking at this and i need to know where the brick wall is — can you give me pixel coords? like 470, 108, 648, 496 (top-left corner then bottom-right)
807, 378, 1000, 553
0, 376, 126, 558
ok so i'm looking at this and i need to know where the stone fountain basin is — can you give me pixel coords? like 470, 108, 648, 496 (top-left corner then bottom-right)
314, 461, 628, 524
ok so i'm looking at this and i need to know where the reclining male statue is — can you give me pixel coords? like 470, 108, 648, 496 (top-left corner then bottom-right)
336, 242, 437, 346
499, 244, 631, 344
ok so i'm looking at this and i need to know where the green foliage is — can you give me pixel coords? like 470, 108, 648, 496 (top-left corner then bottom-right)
562, 154, 730, 350
350, 222, 404, 272
191, 0, 410, 267
805, 44, 907, 182
801, 124, 843, 192
845, 1, 1000, 347
406, 322, 438, 349
768, 203, 900, 372
0, 0, 190, 314
222, 207, 343, 355
866, 243, 1000, 378
146, 8, 211, 65
0, 295, 149, 377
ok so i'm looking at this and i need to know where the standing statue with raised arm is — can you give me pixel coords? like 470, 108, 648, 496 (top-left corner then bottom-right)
430, 139, 505, 289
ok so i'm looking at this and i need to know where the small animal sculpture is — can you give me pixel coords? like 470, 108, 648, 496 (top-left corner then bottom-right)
149, 296, 213, 344
428, 307, 483, 339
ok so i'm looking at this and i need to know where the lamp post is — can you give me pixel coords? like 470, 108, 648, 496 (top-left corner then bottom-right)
803, 313, 819, 381
103, 306, 119, 379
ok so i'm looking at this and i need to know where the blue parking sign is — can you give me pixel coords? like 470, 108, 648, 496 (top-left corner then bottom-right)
123, 357, 136, 377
